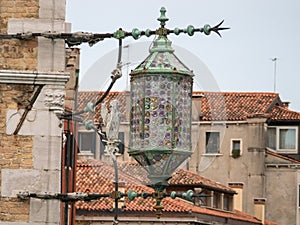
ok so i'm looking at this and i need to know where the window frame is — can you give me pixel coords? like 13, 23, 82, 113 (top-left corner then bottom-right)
198, 189, 209, 207
78, 130, 96, 153
205, 131, 221, 155
230, 139, 242, 157
223, 194, 229, 211
212, 192, 221, 209
268, 126, 298, 153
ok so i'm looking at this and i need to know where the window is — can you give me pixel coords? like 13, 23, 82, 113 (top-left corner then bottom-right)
78, 131, 96, 153
213, 192, 221, 209
230, 139, 242, 158
267, 126, 298, 153
199, 195, 207, 206
267, 127, 276, 149
195, 189, 209, 207
206, 132, 220, 154
223, 195, 229, 210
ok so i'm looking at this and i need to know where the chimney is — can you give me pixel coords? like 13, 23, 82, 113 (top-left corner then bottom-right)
192, 93, 204, 121
228, 182, 243, 211
254, 198, 266, 224
282, 101, 290, 108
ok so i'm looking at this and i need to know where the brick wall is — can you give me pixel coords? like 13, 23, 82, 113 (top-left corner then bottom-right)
0, 0, 39, 32
0, 0, 38, 221
0, 84, 34, 221
0, 0, 39, 70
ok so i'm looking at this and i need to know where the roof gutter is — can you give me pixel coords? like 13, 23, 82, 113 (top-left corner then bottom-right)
170, 184, 236, 195
76, 215, 212, 224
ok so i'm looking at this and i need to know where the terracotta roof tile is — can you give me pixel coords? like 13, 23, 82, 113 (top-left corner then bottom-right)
76, 159, 191, 213
170, 169, 235, 193
77, 91, 299, 122
119, 161, 235, 193
269, 105, 300, 121
76, 91, 127, 123
196, 91, 280, 121
76, 159, 271, 224
265, 220, 281, 225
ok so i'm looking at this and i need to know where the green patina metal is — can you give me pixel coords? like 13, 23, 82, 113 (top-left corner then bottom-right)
113, 29, 126, 39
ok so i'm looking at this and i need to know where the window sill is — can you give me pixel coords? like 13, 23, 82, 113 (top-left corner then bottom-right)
277, 150, 298, 154
78, 152, 94, 156
266, 147, 298, 154
202, 153, 223, 157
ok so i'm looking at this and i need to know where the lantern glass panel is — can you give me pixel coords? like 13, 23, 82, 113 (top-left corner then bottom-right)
130, 74, 192, 154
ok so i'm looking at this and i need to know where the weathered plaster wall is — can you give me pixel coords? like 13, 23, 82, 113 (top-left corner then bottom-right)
189, 118, 267, 216
265, 168, 298, 225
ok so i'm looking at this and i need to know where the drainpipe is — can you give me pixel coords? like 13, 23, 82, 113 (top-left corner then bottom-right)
70, 69, 80, 225
64, 119, 72, 225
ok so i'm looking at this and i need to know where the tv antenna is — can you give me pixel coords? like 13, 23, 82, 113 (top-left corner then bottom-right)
271, 57, 278, 92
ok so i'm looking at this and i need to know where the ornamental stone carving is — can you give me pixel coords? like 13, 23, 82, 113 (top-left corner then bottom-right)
44, 88, 65, 113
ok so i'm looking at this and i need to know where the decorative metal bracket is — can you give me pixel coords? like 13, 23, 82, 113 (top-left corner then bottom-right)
0, 7, 229, 47
17, 189, 210, 218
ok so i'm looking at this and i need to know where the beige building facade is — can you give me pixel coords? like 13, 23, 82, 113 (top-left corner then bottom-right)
188, 92, 300, 225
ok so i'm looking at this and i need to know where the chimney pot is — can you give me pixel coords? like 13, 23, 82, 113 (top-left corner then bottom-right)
282, 101, 290, 108
254, 198, 266, 224
228, 182, 244, 212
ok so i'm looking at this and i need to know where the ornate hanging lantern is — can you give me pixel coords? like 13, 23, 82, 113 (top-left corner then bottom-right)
129, 7, 194, 191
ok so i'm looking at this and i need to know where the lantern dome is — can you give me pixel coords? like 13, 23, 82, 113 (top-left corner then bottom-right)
131, 35, 194, 76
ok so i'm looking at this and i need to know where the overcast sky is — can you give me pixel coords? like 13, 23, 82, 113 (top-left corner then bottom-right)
66, 0, 300, 111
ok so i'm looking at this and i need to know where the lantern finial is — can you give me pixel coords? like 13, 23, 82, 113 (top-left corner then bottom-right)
157, 7, 169, 27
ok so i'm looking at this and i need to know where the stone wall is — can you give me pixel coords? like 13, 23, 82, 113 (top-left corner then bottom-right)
0, 1, 38, 221
0, 0, 39, 70
0, 0, 70, 224
0, 84, 34, 222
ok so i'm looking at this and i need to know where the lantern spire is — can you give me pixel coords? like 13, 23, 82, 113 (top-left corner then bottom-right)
157, 7, 169, 27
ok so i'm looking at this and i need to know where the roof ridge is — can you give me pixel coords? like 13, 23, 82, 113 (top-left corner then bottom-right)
193, 91, 279, 95
274, 105, 300, 113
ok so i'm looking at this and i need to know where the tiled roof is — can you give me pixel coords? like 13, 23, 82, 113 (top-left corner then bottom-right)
76, 159, 271, 224
170, 169, 235, 193
119, 161, 235, 193
76, 91, 127, 123
269, 105, 300, 121
77, 90, 299, 122
76, 159, 191, 213
196, 91, 280, 121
